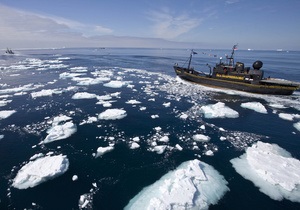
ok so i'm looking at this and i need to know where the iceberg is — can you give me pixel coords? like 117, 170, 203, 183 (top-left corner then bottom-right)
241, 102, 268, 114
12, 154, 69, 189
231, 141, 300, 202
98, 109, 127, 120
125, 159, 229, 210
200, 102, 239, 118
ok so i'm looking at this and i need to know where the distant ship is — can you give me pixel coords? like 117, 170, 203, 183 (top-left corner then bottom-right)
173, 45, 300, 95
5, 48, 14, 54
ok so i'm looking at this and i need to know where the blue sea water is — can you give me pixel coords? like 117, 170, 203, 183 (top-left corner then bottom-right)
0, 48, 300, 210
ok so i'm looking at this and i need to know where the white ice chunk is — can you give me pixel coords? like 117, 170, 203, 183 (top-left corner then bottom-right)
193, 134, 211, 142
132, 137, 140, 142
162, 102, 171, 107
103, 81, 125, 88
294, 122, 300, 131
72, 175, 78, 181
72, 92, 98, 100
0, 110, 16, 120
98, 109, 127, 120
200, 102, 239, 118
278, 113, 300, 121
241, 102, 268, 114
126, 99, 141, 104
0, 99, 12, 107
31, 89, 56, 98
205, 150, 214, 156
175, 144, 183, 151
95, 146, 114, 157
159, 136, 169, 143
231, 141, 300, 202
125, 159, 229, 210
130, 142, 140, 149
12, 155, 69, 189
41, 121, 77, 144
153, 145, 167, 154
179, 113, 188, 120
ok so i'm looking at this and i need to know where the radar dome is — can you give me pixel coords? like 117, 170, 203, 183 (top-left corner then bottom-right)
252, 60, 263, 70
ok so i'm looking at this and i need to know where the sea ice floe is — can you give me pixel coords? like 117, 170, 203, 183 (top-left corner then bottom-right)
179, 113, 188, 120
125, 159, 229, 210
0, 99, 12, 107
12, 154, 69, 189
72, 92, 98, 100
31, 89, 60, 98
130, 142, 140, 149
103, 80, 125, 88
278, 113, 300, 121
293, 122, 300, 132
0, 110, 16, 120
162, 102, 171, 107
192, 134, 211, 142
200, 102, 239, 118
0, 83, 43, 95
40, 118, 77, 144
72, 175, 79, 181
95, 146, 114, 157
241, 102, 268, 114
98, 109, 127, 120
126, 99, 142, 104
59, 72, 85, 79
231, 141, 300, 202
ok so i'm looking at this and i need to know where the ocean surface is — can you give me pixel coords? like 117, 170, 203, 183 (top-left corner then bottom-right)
0, 48, 300, 210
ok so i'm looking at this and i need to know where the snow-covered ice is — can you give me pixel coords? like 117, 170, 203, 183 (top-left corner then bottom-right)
103, 81, 125, 88
95, 146, 114, 157
294, 122, 300, 131
98, 109, 127, 120
0, 110, 16, 120
41, 120, 77, 144
192, 134, 211, 142
200, 102, 239, 118
130, 142, 140, 149
230, 141, 300, 202
72, 92, 98, 100
278, 113, 300, 121
125, 159, 229, 210
12, 154, 69, 189
241, 102, 268, 114
126, 99, 141, 104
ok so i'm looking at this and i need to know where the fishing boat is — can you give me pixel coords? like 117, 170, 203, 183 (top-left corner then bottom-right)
173, 45, 300, 95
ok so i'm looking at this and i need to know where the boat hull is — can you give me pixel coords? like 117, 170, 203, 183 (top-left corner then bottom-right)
174, 67, 297, 95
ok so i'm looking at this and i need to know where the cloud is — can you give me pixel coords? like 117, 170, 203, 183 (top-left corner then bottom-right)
147, 8, 202, 40
0, 4, 113, 48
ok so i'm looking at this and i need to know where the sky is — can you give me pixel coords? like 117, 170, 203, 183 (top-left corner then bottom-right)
0, 0, 300, 50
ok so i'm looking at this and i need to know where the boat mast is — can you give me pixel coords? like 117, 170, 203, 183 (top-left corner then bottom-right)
228, 44, 238, 66
188, 50, 197, 69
